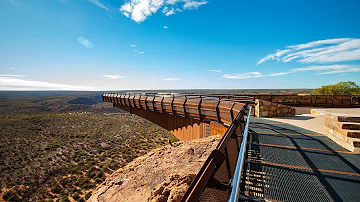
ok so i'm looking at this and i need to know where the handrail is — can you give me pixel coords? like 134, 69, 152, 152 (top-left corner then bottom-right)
181, 106, 248, 202
228, 106, 252, 202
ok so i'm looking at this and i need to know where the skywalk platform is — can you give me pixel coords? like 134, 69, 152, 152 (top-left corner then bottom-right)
245, 118, 360, 202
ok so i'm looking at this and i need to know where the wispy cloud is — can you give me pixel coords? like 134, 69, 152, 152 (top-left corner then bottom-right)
120, 0, 207, 23
139, 52, 144, 54
268, 72, 290, 76
134, 49, 139, 52
209, 70, 222, 73
223, 72, 264, 79
89, 0, 110, 11
257, 38, 360, 64
287, 38, 351, 50
0, 74, 24, 78
319, 67, 360, 75
163, 77, 180, 81
77, 37, 94, 49
0, 75, 92, 90
291, 64, 352, 72
290, 64, 360, 75
223, 64, 360, 80
183, 1, 207, 9
163, 7, 176, 16
164, 26, 168, 29
103, 74, 125, 79
130, 44, 136, 47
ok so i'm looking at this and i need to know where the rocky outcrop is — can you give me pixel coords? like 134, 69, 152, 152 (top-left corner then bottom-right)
88, 135, 221, 202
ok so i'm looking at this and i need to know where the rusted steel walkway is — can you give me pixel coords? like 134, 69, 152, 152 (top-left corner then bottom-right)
102, 93, 360, 201
244, 118, 360, 202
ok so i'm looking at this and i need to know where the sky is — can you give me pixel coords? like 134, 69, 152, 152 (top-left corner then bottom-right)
0, 0, 360, 90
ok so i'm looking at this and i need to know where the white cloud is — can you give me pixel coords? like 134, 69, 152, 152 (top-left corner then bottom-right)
256, 49, 291, 65
77, 37, 94, 49
0, 75, 92, 90
162, 6, 176, 16
0, 74, 24, 78
183, 1, 207, 9
134, 49, 139, 52
319, 67, 360, 75
120, 0, 207, 23
163, 26, 168, 29
209, 70, 222, 73
139, 52, 145, 54
222, 64, 360, 80
163, 77, 180, 81
165, 10, 175, 16
291, 64, 352, 72
257, 38, 360, 65
223, 72, 264, 79
103, 74, 125, 79
89, 0, 110, 11
130, 44, 136, 47
268, 72, 290, 76
287, 38, 351, 50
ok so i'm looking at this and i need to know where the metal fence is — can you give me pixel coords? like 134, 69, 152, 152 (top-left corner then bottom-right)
181, 106, 252, 202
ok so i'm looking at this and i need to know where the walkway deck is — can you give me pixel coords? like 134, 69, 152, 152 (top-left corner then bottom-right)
245, 118, 360, 202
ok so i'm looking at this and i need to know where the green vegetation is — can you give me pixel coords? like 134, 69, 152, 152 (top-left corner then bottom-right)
0, 93, 174, 201
312, 81, 360, 96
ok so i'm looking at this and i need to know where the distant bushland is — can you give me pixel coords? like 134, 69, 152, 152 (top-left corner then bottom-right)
0, 94, 175, 202
312, 81, 360, 96
67, 96, 102, 105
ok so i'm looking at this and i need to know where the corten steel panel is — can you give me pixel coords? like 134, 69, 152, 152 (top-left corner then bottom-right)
162, 97, 174, 113
185, 98, 201, 118
210, 122, 228, 136
173, 97, 186, 115
120, 94, 126, 105
114, 95, 121, 104
112, 94, 117, 103
139, 96, 147, 109
115, 103, 207, 141
124, 94, 131, 106
129, 95, 136, 107
109, 94, 114, 103
147, 96, 156, 111
134, 94, 141, 108
153, 96, 164, 112
107, 94, 247, 124
106, 94, 248, 141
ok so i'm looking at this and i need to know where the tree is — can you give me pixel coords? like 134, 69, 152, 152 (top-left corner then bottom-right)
312, 81, 360, 95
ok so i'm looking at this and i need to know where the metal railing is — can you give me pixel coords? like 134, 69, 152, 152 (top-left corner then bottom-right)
103, 92, 360, 107
102, 93, 252, 125
181, 105, 252, 202
228, 106, 252, 202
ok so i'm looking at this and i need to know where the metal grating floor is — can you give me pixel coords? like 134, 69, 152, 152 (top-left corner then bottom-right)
243, 117, 360, 202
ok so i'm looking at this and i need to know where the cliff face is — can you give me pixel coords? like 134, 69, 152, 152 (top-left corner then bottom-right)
88, 135, 221, 202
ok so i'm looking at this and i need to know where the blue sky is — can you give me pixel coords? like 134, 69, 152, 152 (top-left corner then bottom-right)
0, 0, 360, 90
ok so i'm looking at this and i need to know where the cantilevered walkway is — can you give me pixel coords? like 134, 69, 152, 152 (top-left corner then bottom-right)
245, 118, 360, 201
102, 93, 360, 202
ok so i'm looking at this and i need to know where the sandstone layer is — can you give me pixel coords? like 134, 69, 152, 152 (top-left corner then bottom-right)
88, 135, 221, 202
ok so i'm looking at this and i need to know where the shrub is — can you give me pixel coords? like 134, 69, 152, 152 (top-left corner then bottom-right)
72, 193, 80, 200
312, 81, 360, 95
51, 184, 62, 194
85, 192, 92, 200
3, 190, 17, 201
